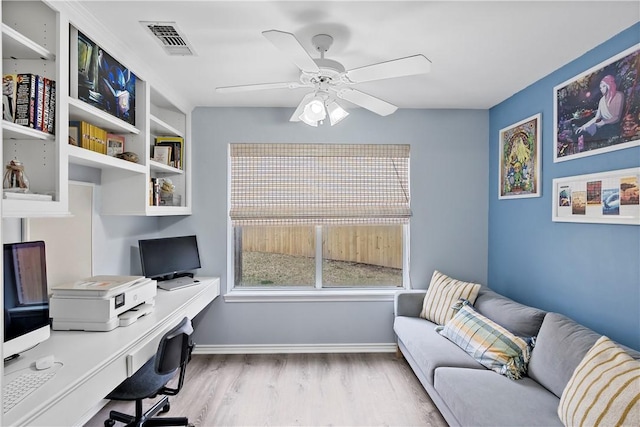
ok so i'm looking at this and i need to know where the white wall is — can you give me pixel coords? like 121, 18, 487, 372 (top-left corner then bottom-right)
161, 107, 490, 347
69, 164, 160, 276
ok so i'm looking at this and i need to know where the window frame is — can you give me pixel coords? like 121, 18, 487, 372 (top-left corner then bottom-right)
225, 143, 411, 302
225, 223, 410, 302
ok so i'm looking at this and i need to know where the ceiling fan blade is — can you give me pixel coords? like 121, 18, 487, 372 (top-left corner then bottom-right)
336, 88, 398, 116
345, 54, 431, 83
216, 81, 308, 93
289, 92, 316, 122
262, 30, 320, 73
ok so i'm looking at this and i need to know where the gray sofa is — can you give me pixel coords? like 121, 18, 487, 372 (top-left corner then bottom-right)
393, 286, 640, 427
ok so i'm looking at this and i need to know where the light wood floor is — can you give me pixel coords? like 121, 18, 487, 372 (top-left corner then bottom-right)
85, 353, 447, 427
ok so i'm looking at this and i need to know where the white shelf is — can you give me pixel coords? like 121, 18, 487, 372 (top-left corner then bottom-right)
2, 198, 70, 218
150, 114, 183, 138
2, 120, 54, 140
68, 145, 146, 174
68, 97, 140, 134
149, 159, 184, 174
146, 205, 191, 216
2, 23, 55, 60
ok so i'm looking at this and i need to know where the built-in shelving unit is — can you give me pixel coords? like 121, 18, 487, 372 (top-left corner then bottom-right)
1, 0, 67, 217
1, 0, 192, 218
145, 86, 191, 216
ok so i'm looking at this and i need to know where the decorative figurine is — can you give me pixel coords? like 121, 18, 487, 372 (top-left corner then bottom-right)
3, 159, 29, 192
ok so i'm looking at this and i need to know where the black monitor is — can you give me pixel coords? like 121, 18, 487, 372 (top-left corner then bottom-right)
3, 241, 50, 360
138, 235, 201, 281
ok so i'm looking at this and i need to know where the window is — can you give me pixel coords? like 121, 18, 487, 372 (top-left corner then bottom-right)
229, 143, 410, 291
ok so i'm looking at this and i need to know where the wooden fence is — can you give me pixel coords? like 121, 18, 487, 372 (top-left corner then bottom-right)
242, 226, 402, 269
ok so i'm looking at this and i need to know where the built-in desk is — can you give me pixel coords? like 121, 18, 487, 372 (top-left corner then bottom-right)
3, 277, 220, 427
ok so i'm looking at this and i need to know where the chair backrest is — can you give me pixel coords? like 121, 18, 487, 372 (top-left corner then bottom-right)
155, 316, 194, 376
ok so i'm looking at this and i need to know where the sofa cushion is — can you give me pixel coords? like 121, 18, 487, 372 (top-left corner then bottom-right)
419, 270, 481, 325
474, 287, 547, 337
439, 302, 531, 380
528, 312, 640, 398
393, 316, 485, 385
528, 313, 603, 398
558, 336, 640, 427
434, 367, 563, 426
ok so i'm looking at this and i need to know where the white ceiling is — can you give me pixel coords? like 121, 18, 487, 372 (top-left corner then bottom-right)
74, 1, 639, 111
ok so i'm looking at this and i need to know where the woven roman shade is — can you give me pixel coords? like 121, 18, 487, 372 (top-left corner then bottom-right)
229, 143, 410, 226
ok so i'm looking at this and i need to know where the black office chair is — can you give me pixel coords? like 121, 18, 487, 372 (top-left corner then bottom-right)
104, 317, 195, 427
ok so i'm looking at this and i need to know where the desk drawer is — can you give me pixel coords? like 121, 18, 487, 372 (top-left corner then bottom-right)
125, 326, 168, 376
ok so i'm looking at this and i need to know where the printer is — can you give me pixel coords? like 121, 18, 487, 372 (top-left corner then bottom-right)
50, 276, 157, 331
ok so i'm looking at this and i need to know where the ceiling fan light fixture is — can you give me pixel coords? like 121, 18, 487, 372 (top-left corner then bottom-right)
299, 113, 319, 126
300, 96, 326, 125
326, 101, 349, 126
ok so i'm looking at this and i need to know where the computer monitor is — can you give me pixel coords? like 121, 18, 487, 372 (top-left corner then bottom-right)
3, 241, 50, 361
138, 235, 201, 281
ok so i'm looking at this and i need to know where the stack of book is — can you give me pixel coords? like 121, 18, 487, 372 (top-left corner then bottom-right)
68, 120, 108, 155
154, 136, 184, 169
149, 177, 161, 206
3, 73, 56, 134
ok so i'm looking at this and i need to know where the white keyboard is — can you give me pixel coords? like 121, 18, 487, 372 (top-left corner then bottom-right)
3, 363, 62, 414
158, 276, 198, 291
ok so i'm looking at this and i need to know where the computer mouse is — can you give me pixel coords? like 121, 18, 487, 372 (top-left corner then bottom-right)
35, 355, 55, 370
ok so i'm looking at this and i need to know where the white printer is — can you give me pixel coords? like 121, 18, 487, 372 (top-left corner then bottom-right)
50, 275, 157, 331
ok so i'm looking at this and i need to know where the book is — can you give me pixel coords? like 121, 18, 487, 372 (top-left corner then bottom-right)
150, 177, 160, 206
88, 120, 95, 151
47, 79, 56, 134
155, 136, 184, 169
14, 73, 34, 127
153, 145, 171, 165
50, 275, 148, 297
13, 74, 56, 132
3, 74, 17, 122
68, 124, 79, 146
28, 73, 39, 129
68, 120, 106, 153
69, 120, 87, 149
41, 77, 51, 132
94, 124, 107, 154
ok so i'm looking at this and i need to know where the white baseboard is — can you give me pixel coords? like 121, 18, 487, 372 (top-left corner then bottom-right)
192, 343, 397, 355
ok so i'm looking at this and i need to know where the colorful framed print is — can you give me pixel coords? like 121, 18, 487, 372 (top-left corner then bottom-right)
76, 31, 137, 126
552, 167, 640, 225
498, 113, 541, 199
554, 44, 640, 162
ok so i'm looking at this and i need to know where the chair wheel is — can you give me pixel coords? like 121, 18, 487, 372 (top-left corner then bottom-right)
161, 402, 171, 413
104, 419, 116, 427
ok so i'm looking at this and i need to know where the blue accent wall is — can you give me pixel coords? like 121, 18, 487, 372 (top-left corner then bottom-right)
489, 24, 640, 350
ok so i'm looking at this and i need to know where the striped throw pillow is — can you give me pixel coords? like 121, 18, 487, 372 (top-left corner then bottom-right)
419, 270, 481, 325
558, 336, 640, 427
439, 302, 531, 380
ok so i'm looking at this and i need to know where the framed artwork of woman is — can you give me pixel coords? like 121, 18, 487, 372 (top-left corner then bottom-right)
554, 45, 639, 162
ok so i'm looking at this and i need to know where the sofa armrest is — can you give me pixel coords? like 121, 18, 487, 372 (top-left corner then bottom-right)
394, 290, 426, 318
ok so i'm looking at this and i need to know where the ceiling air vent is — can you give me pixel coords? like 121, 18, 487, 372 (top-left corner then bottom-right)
141, 21, 196, 56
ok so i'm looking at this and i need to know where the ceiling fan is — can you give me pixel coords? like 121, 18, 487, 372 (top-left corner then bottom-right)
215, 30, 431, 126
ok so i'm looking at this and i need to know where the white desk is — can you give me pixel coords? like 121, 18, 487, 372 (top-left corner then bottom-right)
3, 277, 220, 427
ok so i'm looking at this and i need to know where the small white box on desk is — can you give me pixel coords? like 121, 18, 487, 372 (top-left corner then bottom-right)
50, 276, 157, 331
